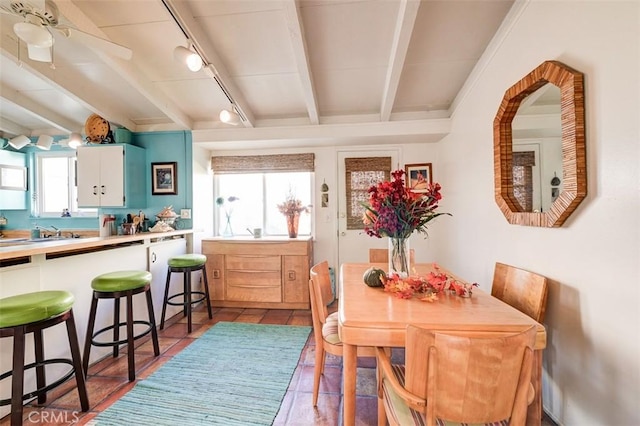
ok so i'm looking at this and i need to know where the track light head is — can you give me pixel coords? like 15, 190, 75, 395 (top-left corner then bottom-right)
8, 135, 31, 149
219, 107, 241, 125
67, 132, 83, 149
173, 45, 203, 72
36, 134, 54, 150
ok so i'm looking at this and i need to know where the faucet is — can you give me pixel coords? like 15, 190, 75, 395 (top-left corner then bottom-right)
35, 225, 62, 238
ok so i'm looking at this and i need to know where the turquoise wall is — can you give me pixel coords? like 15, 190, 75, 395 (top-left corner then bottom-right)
0, 131, 193, 232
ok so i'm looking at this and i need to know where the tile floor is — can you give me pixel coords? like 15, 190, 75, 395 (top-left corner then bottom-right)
2, 304, 557, 426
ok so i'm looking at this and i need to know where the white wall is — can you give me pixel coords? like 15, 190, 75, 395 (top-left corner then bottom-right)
436, 1, 639, 424
191, 143, 214, 254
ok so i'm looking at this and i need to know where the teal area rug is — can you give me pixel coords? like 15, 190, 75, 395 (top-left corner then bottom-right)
91, 322, 311, 425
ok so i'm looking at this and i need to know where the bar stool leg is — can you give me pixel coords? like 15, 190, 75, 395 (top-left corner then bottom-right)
202, 267, 213, 320
185, 270, 192, 333
159, 266, 172, 330
65, 310, 90, 411
11, 327, 26, 426
113, 297, 121, 358
145, 288, 160, 356
34, 328, 46, 404
83, 294, 99, 376
126, 291, 135, 381
183, 270, 188, 319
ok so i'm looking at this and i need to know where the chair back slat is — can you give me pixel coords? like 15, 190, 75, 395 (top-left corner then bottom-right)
310, 261, 332, 324
368, 248, 416, 264
405, 325, 537, 425
492, 262, 549, 322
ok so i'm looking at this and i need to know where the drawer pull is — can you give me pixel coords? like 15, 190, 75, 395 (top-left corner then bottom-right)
213, 269, 221, 279
288, 270, 296, 280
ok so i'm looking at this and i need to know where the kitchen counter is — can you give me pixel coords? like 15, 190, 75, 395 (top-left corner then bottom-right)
0, 229, 194, 262
0, 229, 194, 419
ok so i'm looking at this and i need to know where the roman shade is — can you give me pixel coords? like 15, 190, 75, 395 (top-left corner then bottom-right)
211, 153, 315, 174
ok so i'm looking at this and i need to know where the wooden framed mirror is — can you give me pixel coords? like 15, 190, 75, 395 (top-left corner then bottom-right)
494, 60, 586, 227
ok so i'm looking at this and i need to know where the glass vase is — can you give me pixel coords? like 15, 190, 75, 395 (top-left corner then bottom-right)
388, 237, 410, 277
223, 214, 233, 237
286, 213, 300, 238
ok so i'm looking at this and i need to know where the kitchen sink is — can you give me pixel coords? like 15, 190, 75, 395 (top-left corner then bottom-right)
0, 237, 81, 246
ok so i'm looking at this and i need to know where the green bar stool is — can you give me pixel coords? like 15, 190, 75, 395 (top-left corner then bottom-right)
0, 291, 89, 426
160, 254, 212, 333
83, 270, 160, 382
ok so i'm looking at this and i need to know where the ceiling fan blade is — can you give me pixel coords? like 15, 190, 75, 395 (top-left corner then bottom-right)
26, 43, 52, 62
61, 28, 132, 60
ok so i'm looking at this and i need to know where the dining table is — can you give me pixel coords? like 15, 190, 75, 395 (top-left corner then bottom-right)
338, 262, 547, 426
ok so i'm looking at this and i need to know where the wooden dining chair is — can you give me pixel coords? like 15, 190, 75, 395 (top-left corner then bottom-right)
376, 325, 537, 426
369, 248, 415, 264
309, 261, 376, 406
491, 262, 549, 323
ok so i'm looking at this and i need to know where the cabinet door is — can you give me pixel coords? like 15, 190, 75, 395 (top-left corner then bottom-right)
205, 253, 225, 301
77, 146, 125, 207
98, 145, 125, 207
76, 147, 103, 207
283, 255, 310, 305
147, 239, 187, 318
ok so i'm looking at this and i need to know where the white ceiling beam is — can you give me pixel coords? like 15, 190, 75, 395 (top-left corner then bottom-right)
380, 0, 420, 122
283, 0, 319, 125
0, 46, 137, 130
0, 83, 80, 133
164, 0, 256, 128
193, 118, 450, 143
53, 0, 193, 130
0, 117, 30, 137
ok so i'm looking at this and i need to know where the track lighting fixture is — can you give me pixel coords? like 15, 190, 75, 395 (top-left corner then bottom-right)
67, 132, 83, 149
36, 134, 54, 150
173, 43, 203, 72
219, 106, 242, 125
8, 135, 30, 150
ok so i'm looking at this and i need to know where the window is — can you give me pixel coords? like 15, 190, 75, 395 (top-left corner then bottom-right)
34, 151, 96, 217
216, 172, 312, 237
212, 153, 315, 237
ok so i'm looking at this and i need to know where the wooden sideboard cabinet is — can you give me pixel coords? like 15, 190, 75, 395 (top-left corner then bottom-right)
201, 237, 313, 309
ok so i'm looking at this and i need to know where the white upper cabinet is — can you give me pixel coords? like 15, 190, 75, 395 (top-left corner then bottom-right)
77, 144, 146, 208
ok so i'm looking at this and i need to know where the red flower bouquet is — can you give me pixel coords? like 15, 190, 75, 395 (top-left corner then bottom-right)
362, 169, 450, 239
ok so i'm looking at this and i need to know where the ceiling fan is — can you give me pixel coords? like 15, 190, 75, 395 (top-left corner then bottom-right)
0, 0, 132, 63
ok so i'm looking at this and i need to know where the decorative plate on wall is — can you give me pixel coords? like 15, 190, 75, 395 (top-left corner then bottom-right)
84, 114, 110, 143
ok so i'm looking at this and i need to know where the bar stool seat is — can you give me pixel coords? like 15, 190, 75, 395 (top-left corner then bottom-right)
0, 290, 89, 426
160, 254, 212, 333
83, 270, 159, 382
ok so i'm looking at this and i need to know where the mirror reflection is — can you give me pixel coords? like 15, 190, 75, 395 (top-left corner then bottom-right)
511, 84, 562, 213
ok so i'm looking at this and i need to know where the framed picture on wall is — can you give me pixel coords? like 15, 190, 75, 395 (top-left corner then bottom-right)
151, 162, 177, 195
0, 165, 27, 191
404, 163, 432, 193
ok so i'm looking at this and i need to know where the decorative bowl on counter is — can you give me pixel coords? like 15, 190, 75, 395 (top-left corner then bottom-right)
156, 205, 178, 225
156, 216, 177, 225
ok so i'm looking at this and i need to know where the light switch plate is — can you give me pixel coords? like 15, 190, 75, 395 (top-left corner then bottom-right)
180, 209, 191, 219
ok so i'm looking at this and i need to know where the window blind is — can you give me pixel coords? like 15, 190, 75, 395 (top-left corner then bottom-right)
345, 157, 392, 230
211, 153, 315, 173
